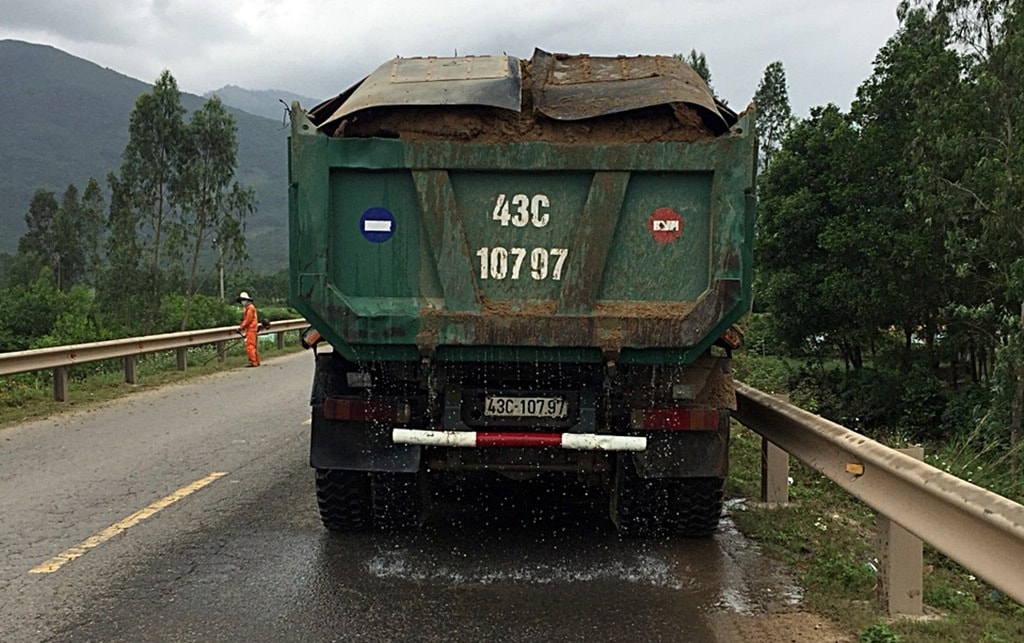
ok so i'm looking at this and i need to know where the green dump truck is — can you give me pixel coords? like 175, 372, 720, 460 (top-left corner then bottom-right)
289, 49, 756, 537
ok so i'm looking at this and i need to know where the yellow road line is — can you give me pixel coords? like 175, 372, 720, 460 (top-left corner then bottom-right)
29, 471, 229, 574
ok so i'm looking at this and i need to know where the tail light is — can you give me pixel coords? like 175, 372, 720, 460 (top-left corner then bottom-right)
323, 397, 411, 423
301, 326, 322, 349
630, 408, 720, 431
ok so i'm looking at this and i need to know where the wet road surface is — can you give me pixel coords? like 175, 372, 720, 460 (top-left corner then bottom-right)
0, 352, 800, 642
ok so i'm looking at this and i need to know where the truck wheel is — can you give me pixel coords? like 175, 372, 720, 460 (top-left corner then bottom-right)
315, 468, 372, 532
371, 472, 421, 532
610, 455, 670, 537
669, 477, 725, 537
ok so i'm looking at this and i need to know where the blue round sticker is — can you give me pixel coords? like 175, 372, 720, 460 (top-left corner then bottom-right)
359, 207, 396, 243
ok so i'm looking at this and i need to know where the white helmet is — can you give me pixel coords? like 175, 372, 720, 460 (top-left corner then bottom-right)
237, 291, 252, 302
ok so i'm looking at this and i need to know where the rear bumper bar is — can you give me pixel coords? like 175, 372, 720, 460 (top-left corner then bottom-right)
393, 429, 646, 452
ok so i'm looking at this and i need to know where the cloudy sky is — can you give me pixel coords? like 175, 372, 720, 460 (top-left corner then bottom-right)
1, 0, 901, 116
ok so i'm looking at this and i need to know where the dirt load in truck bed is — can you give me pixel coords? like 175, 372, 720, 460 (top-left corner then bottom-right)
306, 48, 735, 144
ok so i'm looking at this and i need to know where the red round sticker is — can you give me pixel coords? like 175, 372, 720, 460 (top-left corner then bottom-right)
647, 207, 683, 244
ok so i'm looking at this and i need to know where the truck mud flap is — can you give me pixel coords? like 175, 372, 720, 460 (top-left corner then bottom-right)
630, 419, 729, 478
310, 408, 420, 473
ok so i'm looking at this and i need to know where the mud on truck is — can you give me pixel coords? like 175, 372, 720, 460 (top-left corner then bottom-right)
289, 49, 756, 537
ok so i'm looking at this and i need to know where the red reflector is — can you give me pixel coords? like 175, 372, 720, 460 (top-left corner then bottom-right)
475, 432, 563, 448
323, 397, 410, 423
631, 408, 720, 431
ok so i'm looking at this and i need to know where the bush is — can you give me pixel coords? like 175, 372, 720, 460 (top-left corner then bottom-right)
859, 621, 900, 643
30, 285, 106, 349
896, 365, 948, 441
157, 294, 238, 332
740, 311, 788, 357
0, 272, 63, 351
787, 367, 902, 433
731, 353, 793, 393
780, 365, 952, 442
940, 383, 992, 440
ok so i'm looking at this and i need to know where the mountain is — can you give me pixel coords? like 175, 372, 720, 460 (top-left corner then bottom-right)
204, 85, 322, 122
0, 40, 291, 270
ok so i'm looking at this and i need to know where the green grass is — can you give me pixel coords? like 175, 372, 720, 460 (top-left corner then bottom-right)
727, 423, 1024, 641
0, 334, 305, 428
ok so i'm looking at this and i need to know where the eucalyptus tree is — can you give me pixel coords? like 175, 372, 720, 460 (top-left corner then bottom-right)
50, 185, 79, 291
79, 177, 107, 284
17, 189, 59, 279
753, 61, 793, 174
16, 182, 106, 292
675, 50, 713, 90
117, 70, 186, 308
169, 96, 254, 329
96, 171, 150, 335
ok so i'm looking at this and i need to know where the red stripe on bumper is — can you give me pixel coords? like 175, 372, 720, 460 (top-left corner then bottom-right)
475, 432, 563, 448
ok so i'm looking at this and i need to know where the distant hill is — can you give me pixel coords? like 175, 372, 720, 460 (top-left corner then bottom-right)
205, 85, 322, 122
0, 39, 291, 270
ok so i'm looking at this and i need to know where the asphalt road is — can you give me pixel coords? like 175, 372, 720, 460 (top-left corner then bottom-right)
0, 351, 801, 642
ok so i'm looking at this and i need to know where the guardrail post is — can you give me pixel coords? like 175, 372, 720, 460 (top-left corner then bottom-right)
216, 341, 226, 362
124, 356, 137, 384
52, 366, 68, 401
760, 438, 789, 504
176, 347, 187, 371
276, 332, 284, 350
877, 446, 924, 616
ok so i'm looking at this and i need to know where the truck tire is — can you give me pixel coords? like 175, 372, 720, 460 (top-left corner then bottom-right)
315, 468, 372, 532
669, 477, 725, 537
371, 472, 421, 532
610, 455, 671, 538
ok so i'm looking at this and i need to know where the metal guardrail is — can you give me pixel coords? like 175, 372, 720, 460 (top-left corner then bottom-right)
734, 382, 1024, 607
0, 319, 308, 399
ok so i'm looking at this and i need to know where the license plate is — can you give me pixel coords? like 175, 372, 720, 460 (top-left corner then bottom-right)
484, 396, 568, 418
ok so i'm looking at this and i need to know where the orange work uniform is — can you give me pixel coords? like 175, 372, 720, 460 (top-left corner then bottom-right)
239, 302, 260, 366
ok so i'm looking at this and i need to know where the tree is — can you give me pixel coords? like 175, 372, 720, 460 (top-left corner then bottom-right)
79, 177, 107, 284
117, 70, 186, 324
684, 49, 712, 89
15, 181, 107, 292
757, 105, 879, 368
896, 0, 1024, 480
17, 189, 60, 280
107, 71, 254, 332
52, 184, 86, 291
0, 268, 62, 351
945, 0, 1024, 479
96, 172, 151, 335
851, 6, 963, 372
168, 96, 254, 329
753, 61, 793, 173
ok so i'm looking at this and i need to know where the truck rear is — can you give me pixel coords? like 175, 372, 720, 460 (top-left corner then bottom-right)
289, 49, 756, 537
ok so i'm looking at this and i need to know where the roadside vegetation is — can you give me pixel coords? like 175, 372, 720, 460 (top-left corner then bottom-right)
728, 324, 1024, 642
0, 68, 284, 357
0, 67, 301, 425
732, 3, 1024, 638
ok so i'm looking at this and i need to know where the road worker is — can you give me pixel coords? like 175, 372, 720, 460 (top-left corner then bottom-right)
237, 291, 260, 367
